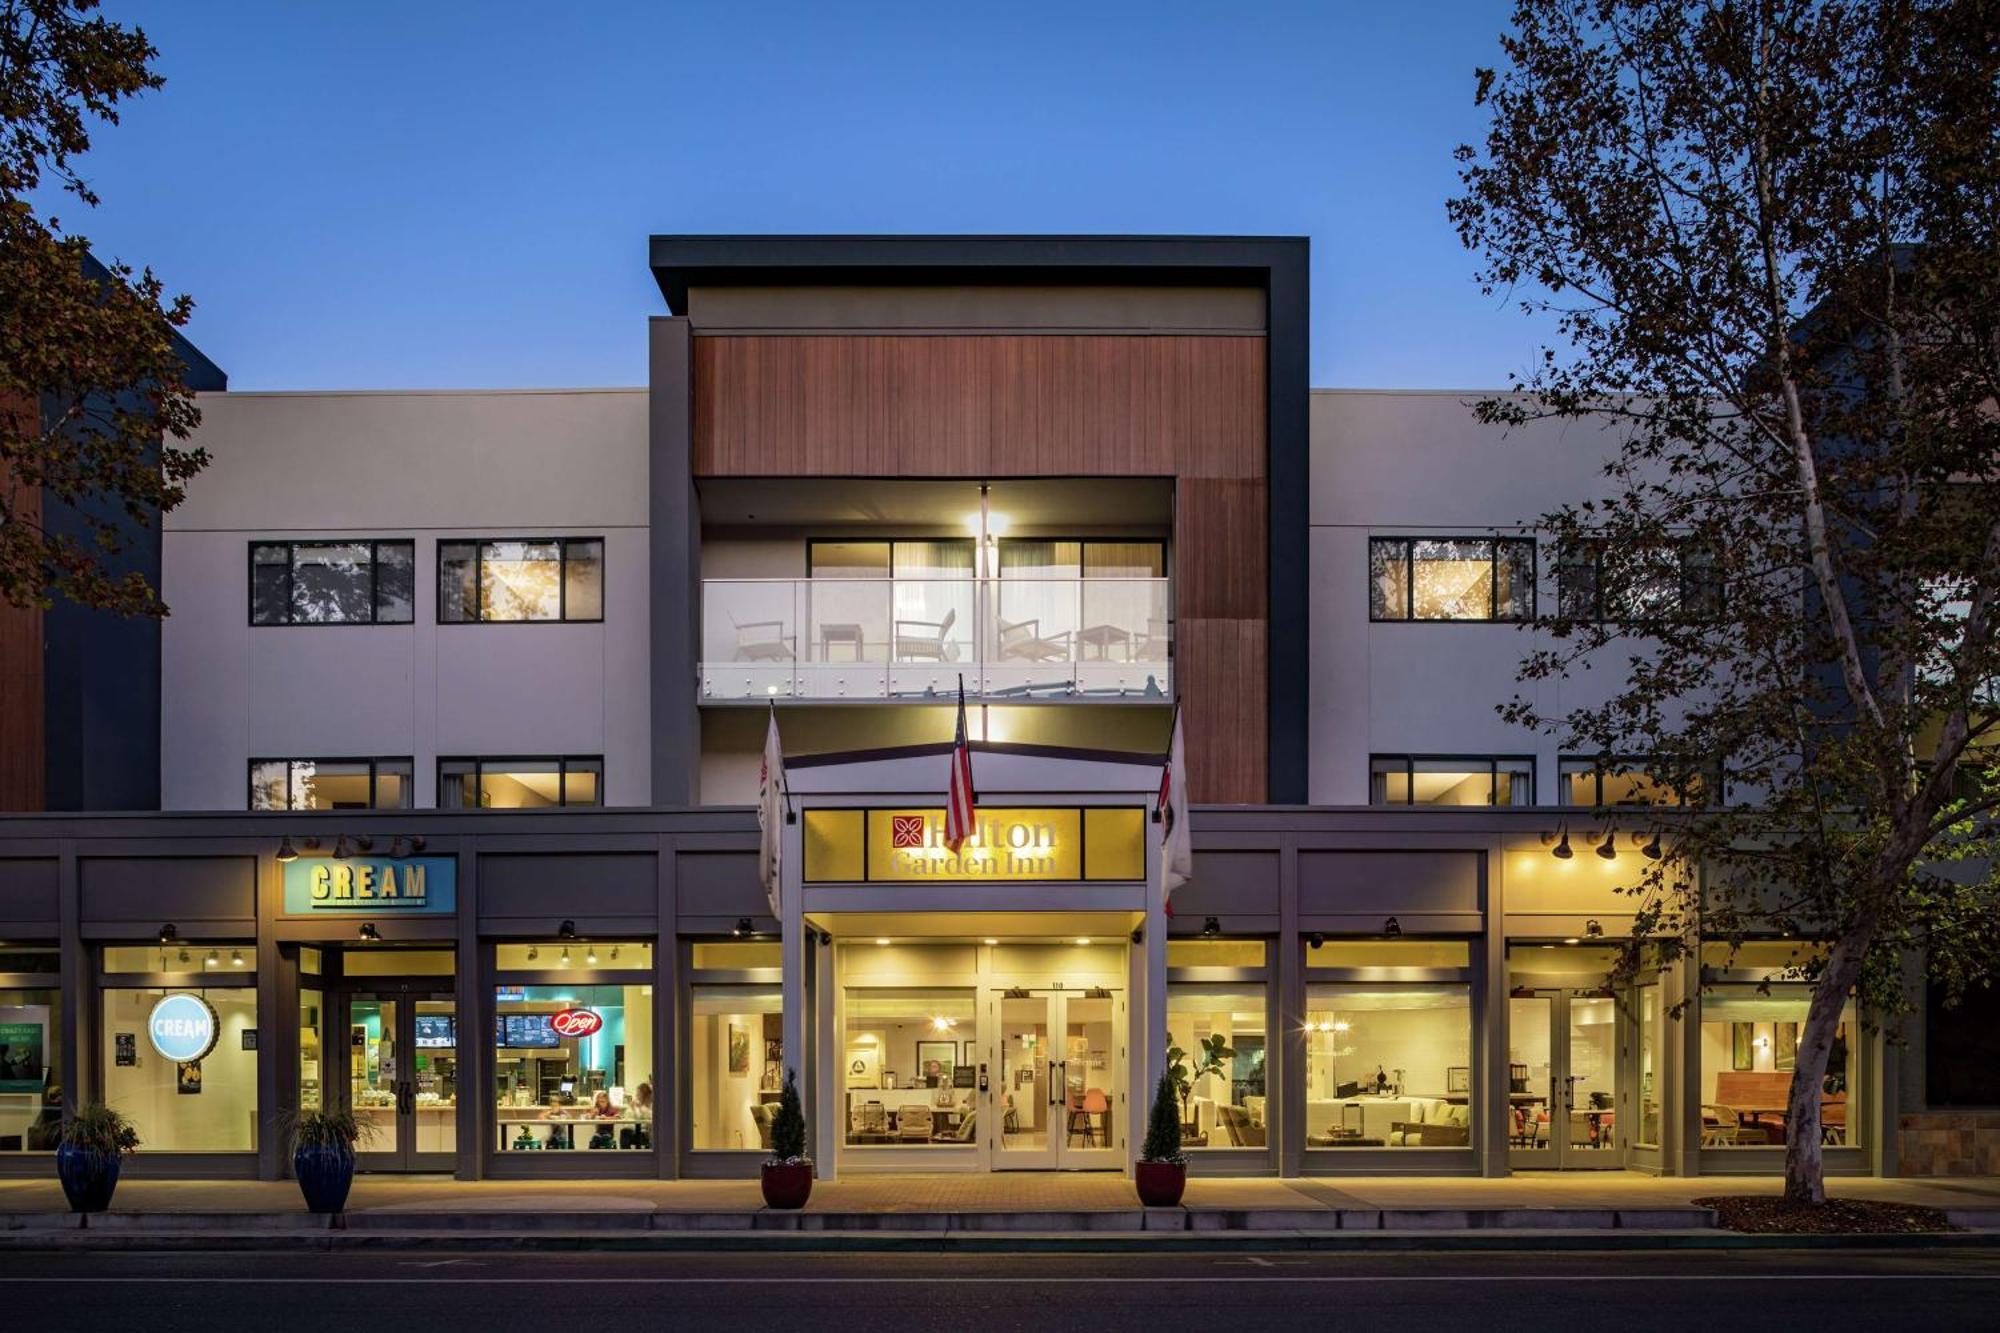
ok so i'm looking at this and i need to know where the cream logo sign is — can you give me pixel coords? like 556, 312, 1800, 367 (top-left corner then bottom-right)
149, 992, 220, 1062
889, 814, 927, 848
550, 1009, 602, 1039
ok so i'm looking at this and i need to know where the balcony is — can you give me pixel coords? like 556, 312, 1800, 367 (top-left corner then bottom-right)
701, 577, 1171, 702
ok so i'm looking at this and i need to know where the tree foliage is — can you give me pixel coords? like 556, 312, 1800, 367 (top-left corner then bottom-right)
1141, 1069, 1184, 1163
769, 1067, 807, 1162
1453, 0, 2000, 1202
0, 0, 205, 614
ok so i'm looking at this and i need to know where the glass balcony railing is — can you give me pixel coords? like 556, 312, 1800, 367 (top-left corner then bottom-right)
700, 577, 1172, 701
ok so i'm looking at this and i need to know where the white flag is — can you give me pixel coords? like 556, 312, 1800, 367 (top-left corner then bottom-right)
757, 703, 786, 918
1158, 707, 1191, 900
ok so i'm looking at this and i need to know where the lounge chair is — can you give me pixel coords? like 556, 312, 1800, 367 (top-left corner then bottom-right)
893, 607, 958, 662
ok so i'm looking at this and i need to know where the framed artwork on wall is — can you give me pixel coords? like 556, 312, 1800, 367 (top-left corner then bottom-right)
728, 1022, 749, 1075
1731, 1022, 1755, 1071
1774, 1021, 1799, 1071
916, 1041, 956, 1088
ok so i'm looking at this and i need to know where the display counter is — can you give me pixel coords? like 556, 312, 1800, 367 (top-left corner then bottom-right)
495, 1107, 653, 1152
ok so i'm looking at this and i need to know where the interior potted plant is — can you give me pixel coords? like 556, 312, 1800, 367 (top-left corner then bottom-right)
760, 1068, 813, 1209
286, 1107, 373, 1214
54, 1103, 139, 1214
1135, 1069, 1188, 1207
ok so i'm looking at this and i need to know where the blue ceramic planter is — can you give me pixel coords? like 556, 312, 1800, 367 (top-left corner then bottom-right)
55, 1144, 121, 1214
294, 1144, 356, 1214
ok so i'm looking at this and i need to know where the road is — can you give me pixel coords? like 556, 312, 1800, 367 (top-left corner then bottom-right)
1, 1246, 1995, 1331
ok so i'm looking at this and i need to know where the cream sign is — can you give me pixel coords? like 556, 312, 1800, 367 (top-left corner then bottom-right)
282, 856, 456, 915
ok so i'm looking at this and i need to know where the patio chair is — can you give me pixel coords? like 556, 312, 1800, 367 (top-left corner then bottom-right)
996, 617, 1072, 662
730, 613, 795, 662
892, 607, 958, 662
1700, 1103, 1756, 1146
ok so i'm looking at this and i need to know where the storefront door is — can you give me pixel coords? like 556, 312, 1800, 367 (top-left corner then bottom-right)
1507, 988, 1626, 1169
991, 988, 1122, 1170
349, 986, 457, 1171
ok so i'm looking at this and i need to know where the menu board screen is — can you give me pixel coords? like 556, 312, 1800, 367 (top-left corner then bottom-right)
496, 1013, 560, 1048
413, 1015, 456, 1049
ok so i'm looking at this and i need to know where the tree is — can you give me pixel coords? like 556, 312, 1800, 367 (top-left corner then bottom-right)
768, 1067, 807, 1162
1452, 0, 2000, 1203
1, 0, 206, 615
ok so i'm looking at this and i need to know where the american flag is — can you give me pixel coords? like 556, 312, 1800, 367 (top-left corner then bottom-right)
944, 681, 976, 853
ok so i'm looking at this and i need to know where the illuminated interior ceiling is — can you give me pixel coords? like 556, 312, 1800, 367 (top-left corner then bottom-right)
696, 477, 1173, 531
481, 769, 564, 806
702, 702, 1171, 755
1506, 945, 1624, 980
1406, 769, 1490, 804
803, 911, 1143, 941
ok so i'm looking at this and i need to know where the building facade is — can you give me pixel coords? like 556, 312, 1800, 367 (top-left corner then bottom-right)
0, 236, 1982, 1181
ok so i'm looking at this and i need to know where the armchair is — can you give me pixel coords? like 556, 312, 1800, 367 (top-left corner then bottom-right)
893, 607, 959, 662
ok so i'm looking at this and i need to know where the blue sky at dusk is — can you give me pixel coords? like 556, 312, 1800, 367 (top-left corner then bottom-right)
59, 2, 1532, 391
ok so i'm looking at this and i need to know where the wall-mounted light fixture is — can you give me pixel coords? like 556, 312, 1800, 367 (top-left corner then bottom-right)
1201, 916, 1221, 939
732, 918, 754, 938
204, 949, 219, 969
1308, 932, 1325, 949
1542, 823, 1574, 859
357, 922, 380, 942
1585, 919, 1605, 939
1383, 917, 1402, 938
231, 949, 245, 968
527, 946, 539, 961
275, 836, 299, 864
158, 923, 178, 945
557, 920, 577, 941
333, 834, 352, 860
1640, 832, 1663, 860
1595, 829, 1617, 861
585, 944, 598, 965
1130, 927, 1144, 945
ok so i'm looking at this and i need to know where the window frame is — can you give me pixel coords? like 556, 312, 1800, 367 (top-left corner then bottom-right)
436, 755, 605, 809
436, 536, 606, 625
1368, 535, 1538, 623
1165, 937, 1274, 1157
1554, 537, 1722, 625
248, 539, 416, 627
804, 537, 978, 579
993, 537, 1170, 579
1367, 755, 1537, 807
246, 756, 415, 812
1557, 754, 1721, 808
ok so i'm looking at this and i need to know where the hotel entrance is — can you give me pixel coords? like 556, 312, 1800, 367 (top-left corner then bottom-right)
830, 936, 1133, 1174
992, 985, 1123, 1170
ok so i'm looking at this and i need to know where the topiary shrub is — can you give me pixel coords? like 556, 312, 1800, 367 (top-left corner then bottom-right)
1141, 1069, 1185, 1164
768, 1067, 808, 1163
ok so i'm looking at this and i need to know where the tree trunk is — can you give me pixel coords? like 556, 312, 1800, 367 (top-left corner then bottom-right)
1783, 944, 1864, 1205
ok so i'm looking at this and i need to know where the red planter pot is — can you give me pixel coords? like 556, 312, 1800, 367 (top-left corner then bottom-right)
761, 1161, 814, 1210
1134, 1160, 1187, 1207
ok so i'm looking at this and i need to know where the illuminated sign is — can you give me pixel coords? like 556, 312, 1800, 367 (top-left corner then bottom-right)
803, 807, 1145, 883
282, 856, 456, 915
550, 1009, 603, 1039
148, 992, 219, 1062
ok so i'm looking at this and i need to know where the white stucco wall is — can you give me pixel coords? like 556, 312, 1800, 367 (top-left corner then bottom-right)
1309, 390, 1662, 805
161, 389, 650, 810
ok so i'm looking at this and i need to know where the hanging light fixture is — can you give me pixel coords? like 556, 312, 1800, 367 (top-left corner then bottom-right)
585, 945, 598, 966
1595, 828, 1617, 860
1641, 831, 1663, 860
204, 949, 219, 969
560, 947, 572, 966
231, 949, 245, 968
1551, 824, 1574, 859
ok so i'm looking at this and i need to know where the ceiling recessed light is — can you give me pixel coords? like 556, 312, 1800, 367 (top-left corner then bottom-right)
982, 938, 999, 946
875, 938, 890, 946
1074, 937, 1090, 946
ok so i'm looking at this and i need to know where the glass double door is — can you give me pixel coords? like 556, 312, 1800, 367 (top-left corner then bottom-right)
348, 985, 457, 1171
993, 989, 1122, 1170
1507, 988, 1627, 1169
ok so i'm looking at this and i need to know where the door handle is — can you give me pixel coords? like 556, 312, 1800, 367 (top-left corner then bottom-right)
398, 1081, 414, 1116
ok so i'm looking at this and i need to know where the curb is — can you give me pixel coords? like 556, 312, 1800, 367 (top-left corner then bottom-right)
0, 1227, 1995, 1254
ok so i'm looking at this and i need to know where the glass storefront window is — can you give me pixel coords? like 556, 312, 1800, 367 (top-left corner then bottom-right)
1165, 940, 1266, 968
1305, 985, 1472, 1148
1165, 985, 1268, 1150
0, 986, 60, 1153
100, 987, 259, 1151
1700, 985, 1860, 1148
690, 987, 783, 1150
842, 989, 976, 1148
495, 942, 652, 971
1636, 983, 1661, 1147
298, 987, 324, 1111
103, 944, 255, 975
493, 984, 653, 1152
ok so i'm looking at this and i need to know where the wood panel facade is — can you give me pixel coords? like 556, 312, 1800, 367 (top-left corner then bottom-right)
0, 392, 43, 811
691, 333, 1269, 802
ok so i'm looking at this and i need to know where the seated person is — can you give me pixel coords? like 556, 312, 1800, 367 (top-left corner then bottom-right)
540, 1093, 572, 1148
590, 1090, 618, 1119
587, 1123, 617, 1150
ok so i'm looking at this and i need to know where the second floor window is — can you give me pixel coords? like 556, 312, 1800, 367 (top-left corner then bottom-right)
439, 538, 604, 623
251, 540, 414, 625
1370, 756, 1534, 806
250, 758, 412, 810
439, 757, 602, 808
1370, 537, 1535, 622
1556, 540, 1722, 623
1559, 756, 1715, 807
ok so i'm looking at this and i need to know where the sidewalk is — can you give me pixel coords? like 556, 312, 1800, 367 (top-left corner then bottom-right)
4, 1171, 2000, 1247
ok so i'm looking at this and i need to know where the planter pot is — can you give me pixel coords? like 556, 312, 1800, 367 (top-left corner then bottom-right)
54, 1144, 122, 1214
293, 1144, 357, 1214
760, 1161, 814, 1210
1134, 1159, 1187, 1208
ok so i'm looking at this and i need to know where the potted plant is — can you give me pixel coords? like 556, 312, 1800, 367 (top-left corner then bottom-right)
760, 1068, 813, 1209
54, 1103, 139, 1214
1167, 1032, 1235, 1140
1135, 1070, 1187, 1207
285, 1107, 372, 1214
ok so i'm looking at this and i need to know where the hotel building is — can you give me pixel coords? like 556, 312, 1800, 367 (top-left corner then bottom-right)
0, 236, 1985, 1182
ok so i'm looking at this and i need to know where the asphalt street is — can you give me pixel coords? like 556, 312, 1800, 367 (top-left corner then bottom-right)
1, 1246, 1995, 1332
